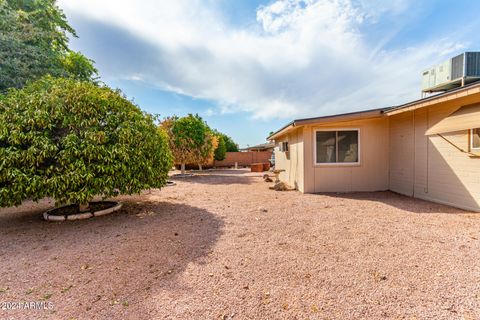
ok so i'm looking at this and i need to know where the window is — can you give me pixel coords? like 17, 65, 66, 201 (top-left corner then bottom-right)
471, 128, 480, 150
279, 141, 289, 152
315, 130, 359, 164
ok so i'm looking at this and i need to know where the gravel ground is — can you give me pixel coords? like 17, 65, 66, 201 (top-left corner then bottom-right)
1, 169, 480, 319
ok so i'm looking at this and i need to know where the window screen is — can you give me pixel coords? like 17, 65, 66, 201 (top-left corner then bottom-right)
316, 130, 359, 164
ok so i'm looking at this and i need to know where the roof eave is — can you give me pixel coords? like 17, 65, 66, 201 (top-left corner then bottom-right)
267, 108, 386, 140
385, 81, 480, 115
267, 121, 295, 140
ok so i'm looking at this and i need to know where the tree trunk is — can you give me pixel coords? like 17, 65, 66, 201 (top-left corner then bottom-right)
199, 164, 203, 171
79, 203, 90, 212
181, 163, 186, 175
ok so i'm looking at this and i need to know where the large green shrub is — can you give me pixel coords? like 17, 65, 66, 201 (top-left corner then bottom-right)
0, 77, 172, 208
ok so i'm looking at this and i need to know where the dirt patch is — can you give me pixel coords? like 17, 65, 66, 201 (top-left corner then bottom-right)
0, 169, 479, 319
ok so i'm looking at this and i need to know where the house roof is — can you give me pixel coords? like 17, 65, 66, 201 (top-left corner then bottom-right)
241, 142, 275, 151
268, 80, 480, 140
267, 107, 389, 140
384, 80, 480, 115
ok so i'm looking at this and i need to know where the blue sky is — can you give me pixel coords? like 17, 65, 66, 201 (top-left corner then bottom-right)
59, 0, 480, 147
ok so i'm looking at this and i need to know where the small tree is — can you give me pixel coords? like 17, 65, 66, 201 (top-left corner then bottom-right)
214, 135, 227, 161
0, 77, 172, 210
223, 134, 239, 152
196, 130, 218, 170
212, 130, 239, 153
162, 114, 208, 175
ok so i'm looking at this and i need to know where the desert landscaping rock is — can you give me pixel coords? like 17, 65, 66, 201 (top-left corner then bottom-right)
269, 181, 294, 191
1, 169, 479, 319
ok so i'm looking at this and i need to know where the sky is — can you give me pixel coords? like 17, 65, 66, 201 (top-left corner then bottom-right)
58, 0, 480, 147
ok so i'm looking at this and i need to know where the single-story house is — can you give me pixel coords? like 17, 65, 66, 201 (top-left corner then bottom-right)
268, 82, 480, 212
241, 142, 275, 152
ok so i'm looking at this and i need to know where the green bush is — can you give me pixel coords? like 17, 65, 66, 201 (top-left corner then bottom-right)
0, 76, 172, 208
221, 133, 239, 152
214, 135, 226, 161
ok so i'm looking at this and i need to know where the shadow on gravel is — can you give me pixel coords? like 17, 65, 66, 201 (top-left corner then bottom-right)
172, 174, 258, 186
0, 200, 224, 319
171, 169, 260, 186
318, 191, 469, 214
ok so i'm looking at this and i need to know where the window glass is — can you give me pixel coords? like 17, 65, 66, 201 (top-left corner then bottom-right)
337, 131, 358, 163
316, 131, 336, 163
472, 128, 480, 149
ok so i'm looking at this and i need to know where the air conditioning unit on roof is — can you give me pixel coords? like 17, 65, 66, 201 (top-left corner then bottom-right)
421, 52, 480, 93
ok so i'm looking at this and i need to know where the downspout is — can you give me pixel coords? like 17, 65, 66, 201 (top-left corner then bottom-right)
290, 123, 295, 189
387, 116, 390, 190
425, 110, 429, 194
297, 129, 299, 191
314, 130, 316, 193
412, 110, 416, 197
284, 137, 290, 185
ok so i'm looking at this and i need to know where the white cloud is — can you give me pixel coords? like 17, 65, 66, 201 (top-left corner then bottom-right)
205, 108, 216, 117
59, 0, 465, 119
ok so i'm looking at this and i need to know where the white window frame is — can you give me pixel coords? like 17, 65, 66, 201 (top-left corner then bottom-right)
313, 128, 361, 166
471, 128, 480, 150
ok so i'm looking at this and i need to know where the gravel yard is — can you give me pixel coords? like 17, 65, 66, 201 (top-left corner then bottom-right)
1, 169, 480, 319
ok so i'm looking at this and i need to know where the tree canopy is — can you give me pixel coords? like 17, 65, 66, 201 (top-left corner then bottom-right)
61, 51, 99, 82
213, 131, 239, 153
223, 134, 239, 152
0, 77, 172, 207
214, 135, 227, 161
161, 114, 223, 172
162, 115, 207, 167
196, 129, 218, 169
0, 0, 98, 92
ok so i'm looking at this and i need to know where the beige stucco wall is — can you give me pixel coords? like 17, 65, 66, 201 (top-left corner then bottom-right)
388, 111, 415, 196
302, 117, 390, 193
274, 127, 304, 191
273, 90, 480, 211
389, 100, 480, 212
